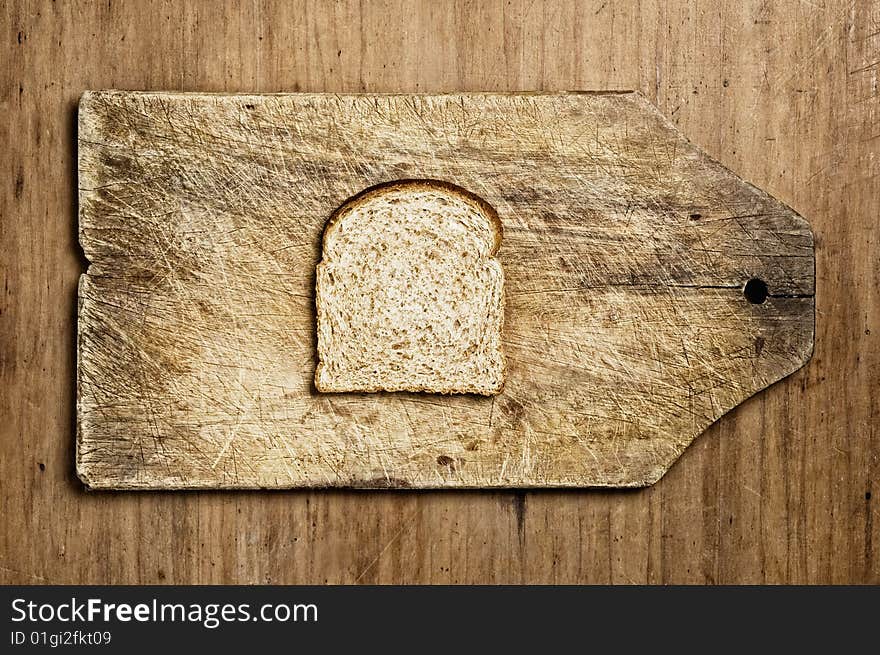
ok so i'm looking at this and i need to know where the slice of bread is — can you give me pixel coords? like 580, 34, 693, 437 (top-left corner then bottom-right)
314, 180, 505, 396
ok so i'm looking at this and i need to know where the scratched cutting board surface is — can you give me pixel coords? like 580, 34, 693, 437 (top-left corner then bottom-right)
76, 91, 814, 489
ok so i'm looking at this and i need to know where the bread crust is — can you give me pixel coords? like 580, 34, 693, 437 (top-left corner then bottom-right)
314, 179, 506, 396
321, 179, 503, 256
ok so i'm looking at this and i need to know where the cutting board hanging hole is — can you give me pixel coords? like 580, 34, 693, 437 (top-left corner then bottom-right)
744, 278, 769, 304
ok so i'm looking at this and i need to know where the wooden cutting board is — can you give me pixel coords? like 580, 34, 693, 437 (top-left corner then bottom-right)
76, 91, 814, 489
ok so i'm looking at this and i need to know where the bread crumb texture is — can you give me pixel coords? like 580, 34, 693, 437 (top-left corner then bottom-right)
315, 180, 505, 395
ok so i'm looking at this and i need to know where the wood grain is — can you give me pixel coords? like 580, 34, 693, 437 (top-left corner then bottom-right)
76, 91, 813, 489
1, 0, 877, 582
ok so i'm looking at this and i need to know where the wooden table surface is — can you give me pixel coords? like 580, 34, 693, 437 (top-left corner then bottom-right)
2, 0, 877, 584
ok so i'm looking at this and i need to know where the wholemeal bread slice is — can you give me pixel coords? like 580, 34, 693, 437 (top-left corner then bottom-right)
314, 180, 505, 395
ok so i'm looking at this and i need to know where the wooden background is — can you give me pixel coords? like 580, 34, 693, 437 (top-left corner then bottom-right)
1, 0, 877, 583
